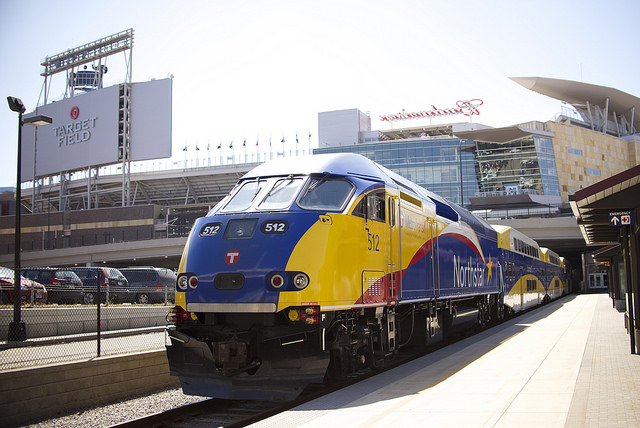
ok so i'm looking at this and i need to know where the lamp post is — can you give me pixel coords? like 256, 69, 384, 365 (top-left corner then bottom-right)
7, 96, 52, 341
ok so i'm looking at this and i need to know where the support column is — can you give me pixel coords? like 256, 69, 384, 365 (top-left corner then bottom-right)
630, 224, 640, 354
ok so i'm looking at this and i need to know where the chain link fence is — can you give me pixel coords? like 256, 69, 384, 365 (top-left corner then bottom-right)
0, 266, 174, 371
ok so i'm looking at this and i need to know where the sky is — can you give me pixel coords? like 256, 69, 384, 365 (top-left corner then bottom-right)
1, 0, 639, 188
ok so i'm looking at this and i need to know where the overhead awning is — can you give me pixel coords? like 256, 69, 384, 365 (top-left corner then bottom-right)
569, 164, 640, 245
469, 193, 561, 210
592, 243, 622, 262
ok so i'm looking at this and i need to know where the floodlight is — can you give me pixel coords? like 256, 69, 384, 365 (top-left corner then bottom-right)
7, 96, 26, 113
23, 115, 53, 126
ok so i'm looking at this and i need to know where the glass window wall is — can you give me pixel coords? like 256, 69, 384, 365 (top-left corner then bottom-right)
315, 130, 561, 211
473, 135, 559, 197
315, 138, 477, 206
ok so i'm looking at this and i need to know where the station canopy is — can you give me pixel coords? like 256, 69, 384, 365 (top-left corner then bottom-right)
569, 164, 640, 245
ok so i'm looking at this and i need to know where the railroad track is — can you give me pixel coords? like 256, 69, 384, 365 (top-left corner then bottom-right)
110, 306, 540, 427
111, 344, 466, 426
108, 398, 274, 427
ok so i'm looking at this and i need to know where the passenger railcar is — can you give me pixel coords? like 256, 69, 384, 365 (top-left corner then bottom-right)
166, 153, 568, 401
493, 225, 570, 312
542, 249, 570, 299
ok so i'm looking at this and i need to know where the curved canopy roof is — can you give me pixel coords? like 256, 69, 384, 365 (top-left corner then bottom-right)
510, 76, 640, 133
569, 164, 640, 245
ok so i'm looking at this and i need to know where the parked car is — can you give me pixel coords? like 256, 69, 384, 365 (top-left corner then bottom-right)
0, 266, 48, 304
69, 267, 130, 304
118, 267, 176, 304
21, 267, 83, 304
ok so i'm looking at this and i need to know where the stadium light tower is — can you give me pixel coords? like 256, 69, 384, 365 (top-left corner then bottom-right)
7, 96, 52, 341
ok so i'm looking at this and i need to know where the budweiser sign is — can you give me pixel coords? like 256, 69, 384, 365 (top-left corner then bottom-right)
380, 99, 483, 122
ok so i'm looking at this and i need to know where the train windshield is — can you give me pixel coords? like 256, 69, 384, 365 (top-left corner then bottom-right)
257, 177, 304, 210
221, 176, 354, 212
298, 177, 354, 211
221, 177, 305, 212
221, 180, 265, 212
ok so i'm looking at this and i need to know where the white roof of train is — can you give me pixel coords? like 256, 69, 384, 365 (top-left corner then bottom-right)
243, 153, 442, 208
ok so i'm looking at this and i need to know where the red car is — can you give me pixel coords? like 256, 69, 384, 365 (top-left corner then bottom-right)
0, 266, 48, 305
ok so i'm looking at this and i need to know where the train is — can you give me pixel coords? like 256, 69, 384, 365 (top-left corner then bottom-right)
165, 153, 570, 401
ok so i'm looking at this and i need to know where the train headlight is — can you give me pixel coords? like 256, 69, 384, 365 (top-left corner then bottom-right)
304, 306, 319, 315
177, 276, 188, 291
271, 274, 284, 289
293, 273, 309, 290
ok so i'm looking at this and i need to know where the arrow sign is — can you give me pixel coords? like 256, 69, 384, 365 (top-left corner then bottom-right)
609, 210, 636, 227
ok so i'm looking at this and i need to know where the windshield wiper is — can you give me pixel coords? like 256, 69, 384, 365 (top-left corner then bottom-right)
307, 173, 330, 193
265, 175, 295, 198
250, 177, 262, 202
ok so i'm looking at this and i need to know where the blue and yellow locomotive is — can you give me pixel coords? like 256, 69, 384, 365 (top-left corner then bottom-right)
166, 153, 569, 401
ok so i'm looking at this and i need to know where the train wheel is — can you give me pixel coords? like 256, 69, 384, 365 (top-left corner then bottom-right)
365, 337, 381, 370
495, 304, 505, 321
478, 301, 491, 327
324, 349, 346, 385
491, 295, 505, 321
440, 309, 453, 338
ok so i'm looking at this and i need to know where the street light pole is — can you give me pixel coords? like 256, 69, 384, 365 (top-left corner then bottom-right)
9, 100, 24, 341
7, 96, 52, 341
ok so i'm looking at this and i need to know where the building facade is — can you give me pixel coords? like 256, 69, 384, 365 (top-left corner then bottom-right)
546, 120, 640, 201
316, 128, 478, 208
316, 104, 639, 218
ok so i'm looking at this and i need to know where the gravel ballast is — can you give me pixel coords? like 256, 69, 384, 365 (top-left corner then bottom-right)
25, 387, 207, 427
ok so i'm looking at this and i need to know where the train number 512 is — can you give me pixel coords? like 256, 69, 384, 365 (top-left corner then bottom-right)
366, 229, 380, 251
262, 220, 289, 234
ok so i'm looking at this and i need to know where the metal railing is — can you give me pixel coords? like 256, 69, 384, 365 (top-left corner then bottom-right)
0, 269, 173, 371
475, 188, 543, 198
1, 229, 162, 255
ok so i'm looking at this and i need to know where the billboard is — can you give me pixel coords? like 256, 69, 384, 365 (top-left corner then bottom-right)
130, 78, 172, 162
379, 99, 484, 122
21, 78, 172, 182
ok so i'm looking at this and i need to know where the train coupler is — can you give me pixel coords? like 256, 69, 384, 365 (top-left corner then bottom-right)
213, 340, 260, 376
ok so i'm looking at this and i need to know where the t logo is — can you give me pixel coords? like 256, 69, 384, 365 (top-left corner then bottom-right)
225, 250, 241, 265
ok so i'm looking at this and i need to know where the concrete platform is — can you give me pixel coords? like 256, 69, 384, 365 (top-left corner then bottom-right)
251, 294, 640, 428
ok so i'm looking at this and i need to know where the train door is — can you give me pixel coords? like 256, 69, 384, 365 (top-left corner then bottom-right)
427, 218, 440, 298
519, 266, 524, 310
388, 195, 401, 302
361, 190, 392, 305
498, 262, 506, 297
360, 190, 399, 354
